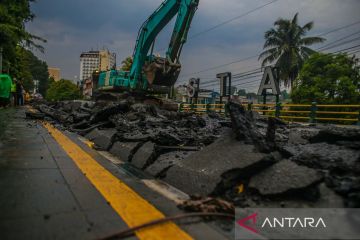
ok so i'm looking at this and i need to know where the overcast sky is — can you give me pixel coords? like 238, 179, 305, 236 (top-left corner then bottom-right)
27, 0, 360, 92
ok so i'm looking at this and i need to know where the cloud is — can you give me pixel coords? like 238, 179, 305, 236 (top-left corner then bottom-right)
27, 0, 360, 88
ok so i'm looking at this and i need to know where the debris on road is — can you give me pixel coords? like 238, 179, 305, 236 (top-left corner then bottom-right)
179, 195, 234, 214
32, 99, 360, 208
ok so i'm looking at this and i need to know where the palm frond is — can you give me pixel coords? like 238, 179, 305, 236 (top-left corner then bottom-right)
299, 36, 325, 46
292, 13, 299, 25
302, 21, 314, 32
258, 47, 279, 60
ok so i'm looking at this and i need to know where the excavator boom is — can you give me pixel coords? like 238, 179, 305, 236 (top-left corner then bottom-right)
97, 0, 199, 94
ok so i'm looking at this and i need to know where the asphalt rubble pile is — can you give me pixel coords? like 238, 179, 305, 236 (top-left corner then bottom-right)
29, 99, 360, 210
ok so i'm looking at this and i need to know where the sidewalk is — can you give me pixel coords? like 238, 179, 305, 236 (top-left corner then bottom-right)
0, 107, 132, 239
0, 107, 228, 240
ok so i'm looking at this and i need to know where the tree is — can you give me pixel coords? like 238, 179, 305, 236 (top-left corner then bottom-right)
46, 79, 81, 101
9, 47, 49, 93
238, 89, 246, 96
291, 53, 360, 104
259, 13, 325, 87
281, 90, 290, 100
246, 92, 257, 100
121, 56, 133, 71
0, 0, 45, 74
12, 46, 34, 91
27, 51, 49, 96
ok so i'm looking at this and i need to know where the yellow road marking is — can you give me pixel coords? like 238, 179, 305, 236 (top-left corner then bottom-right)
43, 122, 192, 240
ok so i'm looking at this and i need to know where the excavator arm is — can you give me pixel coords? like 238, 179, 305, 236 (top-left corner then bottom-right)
130, 0, 199, 90
97, 0, 199, 93
167, 0, 199, 63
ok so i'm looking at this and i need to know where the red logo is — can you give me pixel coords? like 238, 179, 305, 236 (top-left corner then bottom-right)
237, 213, 259, 234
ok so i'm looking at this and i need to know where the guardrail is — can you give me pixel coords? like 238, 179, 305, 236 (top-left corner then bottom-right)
179, 103, 227, 114
178, 102, 360, 125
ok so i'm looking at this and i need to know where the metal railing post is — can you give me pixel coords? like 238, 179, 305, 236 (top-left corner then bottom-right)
357, 107, 360, 126
309, 102, 317, 124
191, 103, 195, 112
247, 102, 253, 111
206, 103, 210, 113
275, 102, 282, 118
179, 103, 183, 112
224, 103, 229, 116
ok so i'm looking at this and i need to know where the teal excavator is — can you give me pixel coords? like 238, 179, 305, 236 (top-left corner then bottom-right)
96, 0, 199, 95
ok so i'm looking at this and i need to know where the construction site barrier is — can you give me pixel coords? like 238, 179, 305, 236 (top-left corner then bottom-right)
178, 102, 360, 125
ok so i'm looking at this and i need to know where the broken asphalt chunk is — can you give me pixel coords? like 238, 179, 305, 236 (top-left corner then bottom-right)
109, 141, 141, 162
145, 151, 195, 178
164, 129, 274, 196
85, 128, 117, 150
131, 141, 157, 169
249, 160, 323, 196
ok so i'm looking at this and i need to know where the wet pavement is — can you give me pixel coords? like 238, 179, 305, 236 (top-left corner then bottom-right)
0, 107, 229, 240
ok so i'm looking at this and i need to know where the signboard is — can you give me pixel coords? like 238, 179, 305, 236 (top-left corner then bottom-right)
216, 72, 232, 97
257, 67, 280, 96
186, 78, 200, 98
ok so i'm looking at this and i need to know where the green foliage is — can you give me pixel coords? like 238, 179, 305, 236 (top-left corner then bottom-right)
238, 89, 246, 96
27, 52, 49, 96
46, 79, 81, 101
0, 0, 45, 74
259, 13, 325, 87
281, 90, 290, 100
9, 46, 49, 93
121, 56, 133, 71
291, 53, 360, 104
12, 46, 33, 91
246, 92, 257, 100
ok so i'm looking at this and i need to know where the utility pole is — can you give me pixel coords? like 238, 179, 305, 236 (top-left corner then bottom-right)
0, 47, 3, 73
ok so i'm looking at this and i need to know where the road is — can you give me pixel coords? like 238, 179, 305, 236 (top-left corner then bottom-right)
0, 107, 228, 240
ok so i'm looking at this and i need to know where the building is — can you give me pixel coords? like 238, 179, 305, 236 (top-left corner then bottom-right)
79, 49, 116, 82
48, 67, 61, 81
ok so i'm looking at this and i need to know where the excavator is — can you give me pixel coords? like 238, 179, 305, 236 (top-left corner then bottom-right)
96, 0, 199, 95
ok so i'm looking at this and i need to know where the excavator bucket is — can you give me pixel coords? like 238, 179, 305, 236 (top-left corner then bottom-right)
143, 57, 181, 88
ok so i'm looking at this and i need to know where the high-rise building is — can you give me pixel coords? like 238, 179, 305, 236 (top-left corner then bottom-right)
79, 50, 116, 82
48, 67, 61, 81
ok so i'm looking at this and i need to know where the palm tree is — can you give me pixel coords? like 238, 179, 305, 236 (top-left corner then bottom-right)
121, 56, 133, 71
259, 13, 325, 87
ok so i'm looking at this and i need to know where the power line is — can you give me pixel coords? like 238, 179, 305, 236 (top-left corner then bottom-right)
202, 73, 262, 87
189, 0, 279, 39
182, 21, 360, 77
179, 20, 360, 79
319, 36, 360, 51
197, 37, 360, 87
349, 49, 360, 55
233, 68, 262, 77
317, 19, 360, 36
180, 54, 260, 78
200, 43, 360, 90
156, 0, 278, 52
333, 44, 360, 53
200, 70, 262, 86
347, 48, 360, 55
318, 30, 360, 50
